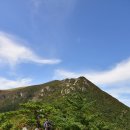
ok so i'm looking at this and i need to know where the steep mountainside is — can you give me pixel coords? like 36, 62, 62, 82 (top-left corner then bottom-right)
0, 77, 130, 129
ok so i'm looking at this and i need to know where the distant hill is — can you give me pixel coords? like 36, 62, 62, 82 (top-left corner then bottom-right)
0, 77, 130, 129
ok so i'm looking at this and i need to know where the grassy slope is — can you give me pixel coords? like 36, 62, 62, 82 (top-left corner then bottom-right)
0, 77, 130, 129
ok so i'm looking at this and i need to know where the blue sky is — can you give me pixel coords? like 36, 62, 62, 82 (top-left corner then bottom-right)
0, 0, 130, 106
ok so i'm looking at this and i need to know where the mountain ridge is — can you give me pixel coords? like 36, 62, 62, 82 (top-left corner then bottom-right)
0, 77, 129, 111
0, 77, 130, 129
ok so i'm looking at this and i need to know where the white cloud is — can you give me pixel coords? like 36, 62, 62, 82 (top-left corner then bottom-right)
0, 77, 32, 90
54, 58, 130, 85
0, 32, 61, 67
54, 58, 130, 106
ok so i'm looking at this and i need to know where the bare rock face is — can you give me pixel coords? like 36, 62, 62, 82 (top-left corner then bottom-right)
60, 77, 92, 95
0, 77, 93, 106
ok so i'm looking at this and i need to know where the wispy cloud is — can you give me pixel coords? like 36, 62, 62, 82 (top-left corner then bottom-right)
31, 0, 77, 13
30, 0, 77, 23
54, 58, 130, 85
0, 32, 61, 67
31, 0, 42, 8
0, 77, 32, 90
54, 58, 130, 106
31, 0, 42, 14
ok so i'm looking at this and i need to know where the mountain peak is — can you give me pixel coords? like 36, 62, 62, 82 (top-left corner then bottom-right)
77, 76, 90, 83
77, 76, 87, 80
62, 76, 91, 86
0, 77, 130, 129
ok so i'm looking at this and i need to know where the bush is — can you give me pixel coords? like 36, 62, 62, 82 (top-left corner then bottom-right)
1, 121, 13, 130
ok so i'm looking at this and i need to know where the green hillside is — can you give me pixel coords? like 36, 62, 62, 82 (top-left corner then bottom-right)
0, 77, 130, 130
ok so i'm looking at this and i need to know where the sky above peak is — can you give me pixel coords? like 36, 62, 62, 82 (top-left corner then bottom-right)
0, 0, 130, 106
